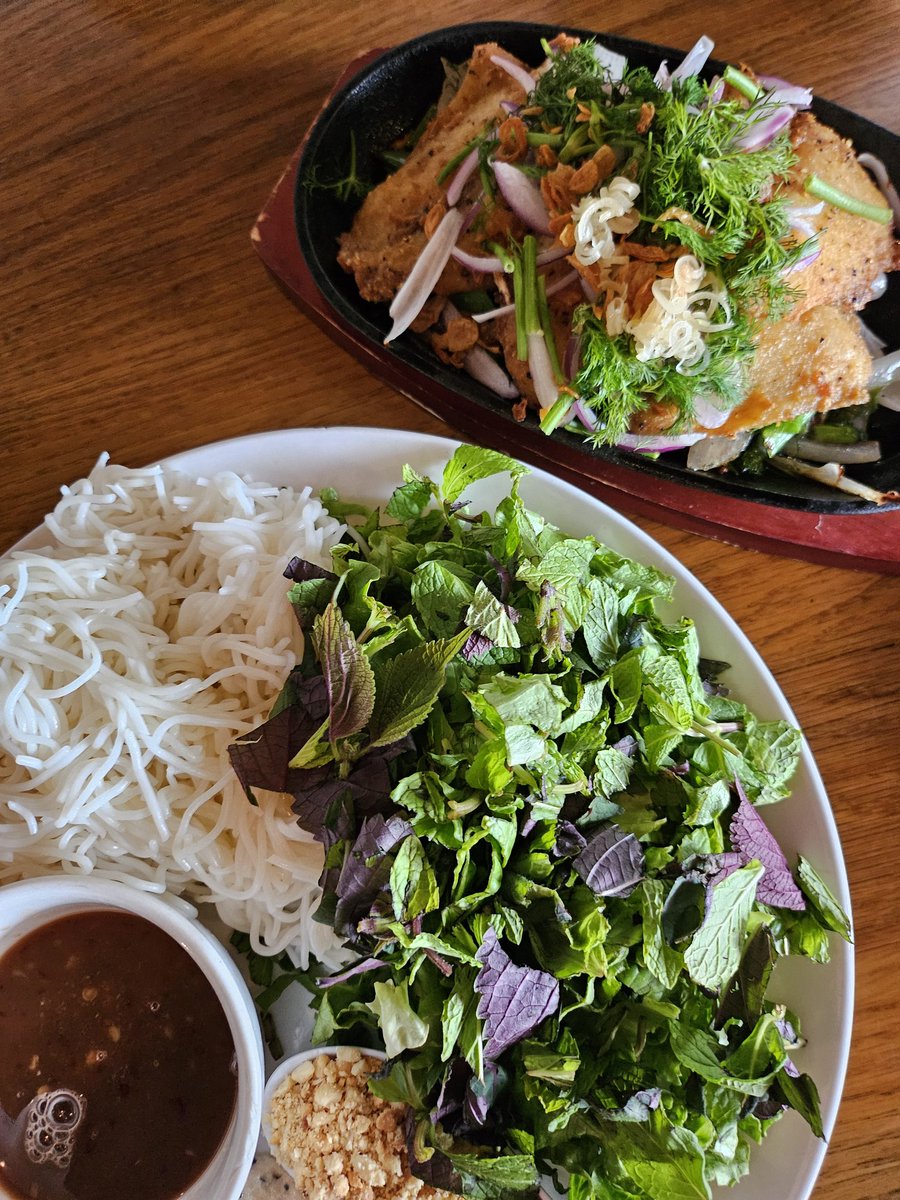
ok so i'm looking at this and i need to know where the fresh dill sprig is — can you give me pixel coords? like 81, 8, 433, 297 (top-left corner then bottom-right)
574, 305, 755, 445
303, 131, 371, 202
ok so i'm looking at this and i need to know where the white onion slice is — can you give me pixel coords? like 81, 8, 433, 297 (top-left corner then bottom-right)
771, 457, 891, 504
870, 349, 900, 387
489, 53, 535, 97
592, 42, 628, 82
385, 207, 465, 344
616, 431, 706, 453
783, 437, 882, 464
446, 149, 479, 208
671, 35, 715, 84
527, 331, 560, 409
858, 152, 900, 226
858, 316, 887, 356
687, 432, 751, 471
492, 161, 551, 234
463, 345, 519, 399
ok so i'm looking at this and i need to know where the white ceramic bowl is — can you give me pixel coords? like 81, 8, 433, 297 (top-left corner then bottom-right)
0, 876, 265, 1200
261, 1045, 386, 1151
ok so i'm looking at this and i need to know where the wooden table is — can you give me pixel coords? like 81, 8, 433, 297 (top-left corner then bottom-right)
2, 2, 898, 1196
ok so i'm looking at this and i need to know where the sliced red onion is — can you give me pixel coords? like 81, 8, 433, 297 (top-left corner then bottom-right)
527, 330, 559, 409
452, 246, 506, 274
385, 207, 465, 343
671, 35, 715, 84
472, 299, 516, 324
493, 160, 551, 234
858, 152, 900, 227
569, 398, 597, 431
580, 276, 598, 302
472, 266, 578, 325
783, 240, 822, 274
787, 214, 818, 241
463, 345, 519, 399
877, 384, 900, 412
704, 75, 725, 106
489, 53, 535, 97
461, 199, 483, 234
446, 149, 479, 208
785, 201, 825, 218
592, 42, 628, 83
452, 243, 567, 275
756, 74, 813, 108
499, 99, 521, 115
870, 349, 900, 387
563, 333, 583, 379
654, 61, 671, 89
687, 432, 752, 471
783, 436, 882, 464
691, 393, 732, 429
734, 105, 794, 151
616, 431, 707, 453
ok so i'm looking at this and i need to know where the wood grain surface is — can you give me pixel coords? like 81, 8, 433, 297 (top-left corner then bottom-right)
2, 2, 898, 1196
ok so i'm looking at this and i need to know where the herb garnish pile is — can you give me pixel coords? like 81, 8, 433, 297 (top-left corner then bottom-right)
231, 446, 850, 1200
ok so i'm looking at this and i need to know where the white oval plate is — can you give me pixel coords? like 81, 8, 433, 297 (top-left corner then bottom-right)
12, 426, 852, 1200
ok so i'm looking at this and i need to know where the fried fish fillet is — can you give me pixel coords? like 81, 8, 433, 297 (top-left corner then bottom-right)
704, 304, 872, 436
337, 43, 526, 303
783, 113, 897, 314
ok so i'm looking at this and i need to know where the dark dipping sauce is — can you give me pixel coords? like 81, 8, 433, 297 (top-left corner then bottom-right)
0, 910, 238, 1200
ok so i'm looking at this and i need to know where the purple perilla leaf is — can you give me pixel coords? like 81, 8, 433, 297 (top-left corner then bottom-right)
461, 631, 493, 662
465, 1060, 508, 1127
228, 676, 328, 797
555, 820, 587, 858
730, 782, 806, 911
474, 927, 559, 1060
573, 824, 645, 898
311, 602, 375, 741
319, 957, 386, 988
284, 557, 336, 629
333, 813, 413, 937
290, 739, 409, 839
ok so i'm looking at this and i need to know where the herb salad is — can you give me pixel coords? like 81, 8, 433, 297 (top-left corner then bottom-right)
231, 446, 850, 1200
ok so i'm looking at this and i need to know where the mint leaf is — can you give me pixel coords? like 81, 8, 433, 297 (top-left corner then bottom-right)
797, 856, 852, 940
685, 861, 764, 991
311, 603, 376, 740
411, 560, 474, 637
479, 673, 567, 732
368, 630, 469, 747
390, 834, 439, 922
466, 580, 521, 648
442, 445, 527, 504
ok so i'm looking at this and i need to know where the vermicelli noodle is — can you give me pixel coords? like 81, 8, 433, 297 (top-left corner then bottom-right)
0, 457, 347, 966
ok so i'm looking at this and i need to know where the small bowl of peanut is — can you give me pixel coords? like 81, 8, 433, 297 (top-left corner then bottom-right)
261, 1045, 450, 1200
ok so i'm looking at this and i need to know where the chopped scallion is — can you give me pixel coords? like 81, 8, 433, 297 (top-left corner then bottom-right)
723, 65, 763, 102
804, 173, 892, 224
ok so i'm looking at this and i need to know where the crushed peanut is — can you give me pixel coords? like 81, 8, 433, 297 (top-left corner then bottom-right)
266, 1048, 455, 1200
